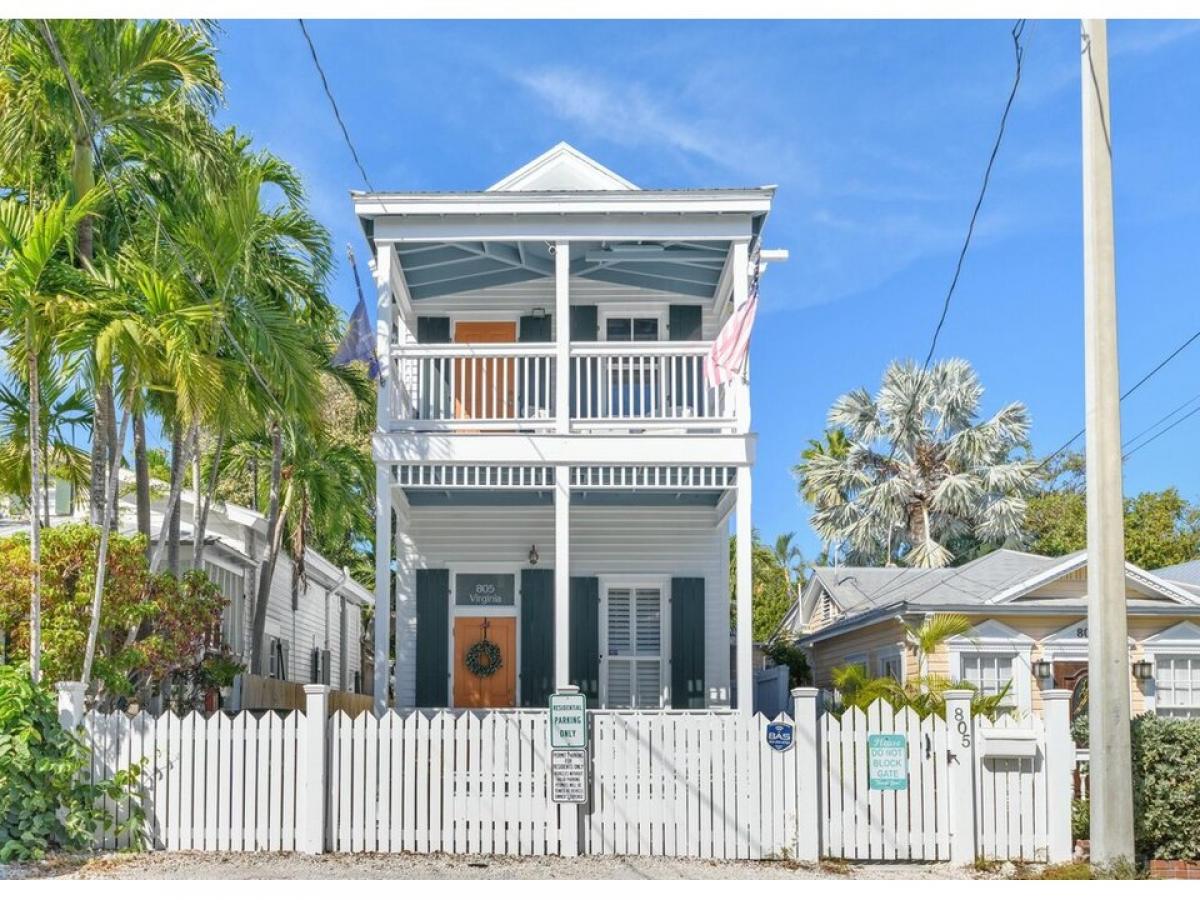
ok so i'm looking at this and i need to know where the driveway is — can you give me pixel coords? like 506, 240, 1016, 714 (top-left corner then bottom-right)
2, 852, 994, 880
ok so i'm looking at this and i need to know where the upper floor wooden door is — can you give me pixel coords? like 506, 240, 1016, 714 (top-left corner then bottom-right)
454, 321, 516, 420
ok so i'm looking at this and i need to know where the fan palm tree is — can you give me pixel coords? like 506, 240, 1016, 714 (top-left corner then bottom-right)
0, 19, 222, 524
797, 359, 1037, 568
0, 192, 98, 682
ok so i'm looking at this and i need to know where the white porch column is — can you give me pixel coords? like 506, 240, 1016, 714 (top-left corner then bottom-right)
554, 239, 570, 433
731, 238, 752, 432
372, 464, 392, 715
554, 464, 571, 689
393, 491, 418, 708
372, 240, 395, 714
735, 466, 753, 714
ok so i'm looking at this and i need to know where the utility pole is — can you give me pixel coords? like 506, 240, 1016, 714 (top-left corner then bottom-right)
1081, 18, 1135, 866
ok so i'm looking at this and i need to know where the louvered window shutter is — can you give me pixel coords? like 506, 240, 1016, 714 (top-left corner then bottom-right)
604, 585, 663, 708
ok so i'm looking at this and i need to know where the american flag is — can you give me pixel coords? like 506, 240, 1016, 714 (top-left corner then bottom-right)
704, 252, 760, 387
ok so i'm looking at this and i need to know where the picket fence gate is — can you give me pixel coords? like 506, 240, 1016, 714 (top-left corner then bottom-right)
67, 685, 1075, 863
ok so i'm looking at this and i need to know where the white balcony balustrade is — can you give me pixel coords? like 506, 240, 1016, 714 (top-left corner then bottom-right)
388, 341, 737, 432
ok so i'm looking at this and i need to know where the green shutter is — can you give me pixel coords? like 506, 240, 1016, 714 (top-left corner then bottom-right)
569, 306, 599, 418
416, 317, 450, 343
569, 576, 600, 703
415, 569, 449, 707
671, 577, 706, 709
668, 305, 703, 341
519, 315, 551, 342
520, 569, 554, 707
569, 305, 598, 340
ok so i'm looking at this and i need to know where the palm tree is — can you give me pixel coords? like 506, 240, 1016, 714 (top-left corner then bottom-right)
771, 531, 806, 588
797, 359, 1037, 568
0, 353, 93, 522
0, 19, 222, 524
794, 428, 851, 505
0, 193, 98, 682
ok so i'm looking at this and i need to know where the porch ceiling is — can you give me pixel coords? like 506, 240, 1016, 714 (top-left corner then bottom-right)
402, 489, 723, 507
395, 239, 730, 301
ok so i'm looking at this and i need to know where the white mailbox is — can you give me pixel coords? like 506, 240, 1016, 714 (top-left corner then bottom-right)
978, 727, 1038, 759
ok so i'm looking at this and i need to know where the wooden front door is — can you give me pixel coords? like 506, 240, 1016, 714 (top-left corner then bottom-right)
1053, 661, 1089, 719
454, 321, 516, 420
453, 616, 517, 708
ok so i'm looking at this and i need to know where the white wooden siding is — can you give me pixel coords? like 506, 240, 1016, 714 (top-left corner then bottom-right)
395, 504, 730, 707
405, 276, 724, 341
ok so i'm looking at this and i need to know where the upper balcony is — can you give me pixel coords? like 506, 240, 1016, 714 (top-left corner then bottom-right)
384, 339, 740, 434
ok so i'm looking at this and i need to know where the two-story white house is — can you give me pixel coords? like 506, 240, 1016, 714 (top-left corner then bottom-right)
358, 143, 775, 713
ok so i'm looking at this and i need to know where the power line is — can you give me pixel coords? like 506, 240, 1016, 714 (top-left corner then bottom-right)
1122, 403, 1200, 461
1122, 390, 1200, 450
298, 20, 375, 192
919, 19, 1026, 371
1037, 324, 1200, 469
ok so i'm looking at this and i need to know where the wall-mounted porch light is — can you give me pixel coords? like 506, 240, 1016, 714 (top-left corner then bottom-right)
1132, 659, 1154, 681
1032, 659, 1053, 680
528, 545, 539, 566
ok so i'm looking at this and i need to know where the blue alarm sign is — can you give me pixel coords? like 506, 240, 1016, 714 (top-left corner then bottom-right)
765, 722, 794, 752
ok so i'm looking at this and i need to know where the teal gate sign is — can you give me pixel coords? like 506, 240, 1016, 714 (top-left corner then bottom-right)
867, 733, 908, 790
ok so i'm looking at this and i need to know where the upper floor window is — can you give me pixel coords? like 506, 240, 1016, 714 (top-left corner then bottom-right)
605, 316, 659, 342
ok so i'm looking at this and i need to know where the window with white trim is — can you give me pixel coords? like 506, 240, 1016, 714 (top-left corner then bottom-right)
874, 649, 904, 682
1155, 655, 1200, 717
959, 651, 1016, 710
604, 585, 664, 709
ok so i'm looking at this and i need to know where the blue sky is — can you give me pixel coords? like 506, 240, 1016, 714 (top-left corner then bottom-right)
214, 19, 1200, 558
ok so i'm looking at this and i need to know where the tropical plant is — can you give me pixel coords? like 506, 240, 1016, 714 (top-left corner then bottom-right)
0, 19, 222, 523
729, 528, 798, 642
795, 427, 851, 505
0, 525, 227, 702
0, 193, 98, 682
0, 664, 144, 860
796, 358, 1037, 567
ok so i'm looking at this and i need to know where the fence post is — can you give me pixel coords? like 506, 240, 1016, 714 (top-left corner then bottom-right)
791, 687, 820, 862
56, 681, 85, 731
944, 689, 977, 865
302, 684, 330, 854
1042, 689, 1074, 863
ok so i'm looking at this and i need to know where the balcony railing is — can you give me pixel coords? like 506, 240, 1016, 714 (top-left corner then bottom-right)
388, 341, 739, 432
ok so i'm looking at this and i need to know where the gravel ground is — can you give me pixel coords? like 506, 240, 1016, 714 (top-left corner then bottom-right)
1, 852, 997, 880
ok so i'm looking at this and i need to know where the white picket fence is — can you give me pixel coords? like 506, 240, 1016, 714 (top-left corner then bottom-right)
82, 709, 306, 852
68, 686, 1075, 863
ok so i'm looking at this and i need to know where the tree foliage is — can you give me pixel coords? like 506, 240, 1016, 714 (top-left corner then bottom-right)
0, 664, 142, 861
730, 528, 804, 642
0, 525, 230, 700
1024, 452, 1200, 570
796, 359, 1037, 568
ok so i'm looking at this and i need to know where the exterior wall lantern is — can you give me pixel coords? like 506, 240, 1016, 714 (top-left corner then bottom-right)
1032, 659, 1053, 680
1131, 659, 1154, 681
528, 545, 539, 566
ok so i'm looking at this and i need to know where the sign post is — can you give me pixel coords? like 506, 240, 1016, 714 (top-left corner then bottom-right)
548, 686, 587, 855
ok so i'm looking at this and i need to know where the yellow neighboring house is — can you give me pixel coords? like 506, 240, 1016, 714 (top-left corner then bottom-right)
785, 548, 1200, 718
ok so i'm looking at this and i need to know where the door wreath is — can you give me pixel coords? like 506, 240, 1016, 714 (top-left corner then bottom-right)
465, 639, 503, 678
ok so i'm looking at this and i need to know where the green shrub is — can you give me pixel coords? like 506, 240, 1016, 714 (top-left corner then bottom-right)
1131, 714, 1200, 860
1072, 797, 1089, 842
0, 665, 143, 861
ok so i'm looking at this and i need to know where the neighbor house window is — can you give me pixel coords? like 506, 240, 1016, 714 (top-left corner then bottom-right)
1155, 655, 1200, 717
875, 650, 904, 682
603, 585, 664, 709
959, 652, 1016, 709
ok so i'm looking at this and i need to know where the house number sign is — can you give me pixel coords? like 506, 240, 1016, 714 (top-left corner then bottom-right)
867, 733, 908, 790
455, 573, 515, 607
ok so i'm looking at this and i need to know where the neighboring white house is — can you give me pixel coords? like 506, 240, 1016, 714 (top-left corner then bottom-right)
1, 478, 372, 693
359, 142, 779, 712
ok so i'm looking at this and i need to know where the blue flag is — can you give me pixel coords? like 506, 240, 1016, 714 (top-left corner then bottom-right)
332, 296, 380, 380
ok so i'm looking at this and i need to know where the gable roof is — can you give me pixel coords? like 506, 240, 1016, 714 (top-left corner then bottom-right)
1153, 560, 1200, 587
488, 142, 639, 192
796, 548, 1200, 641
